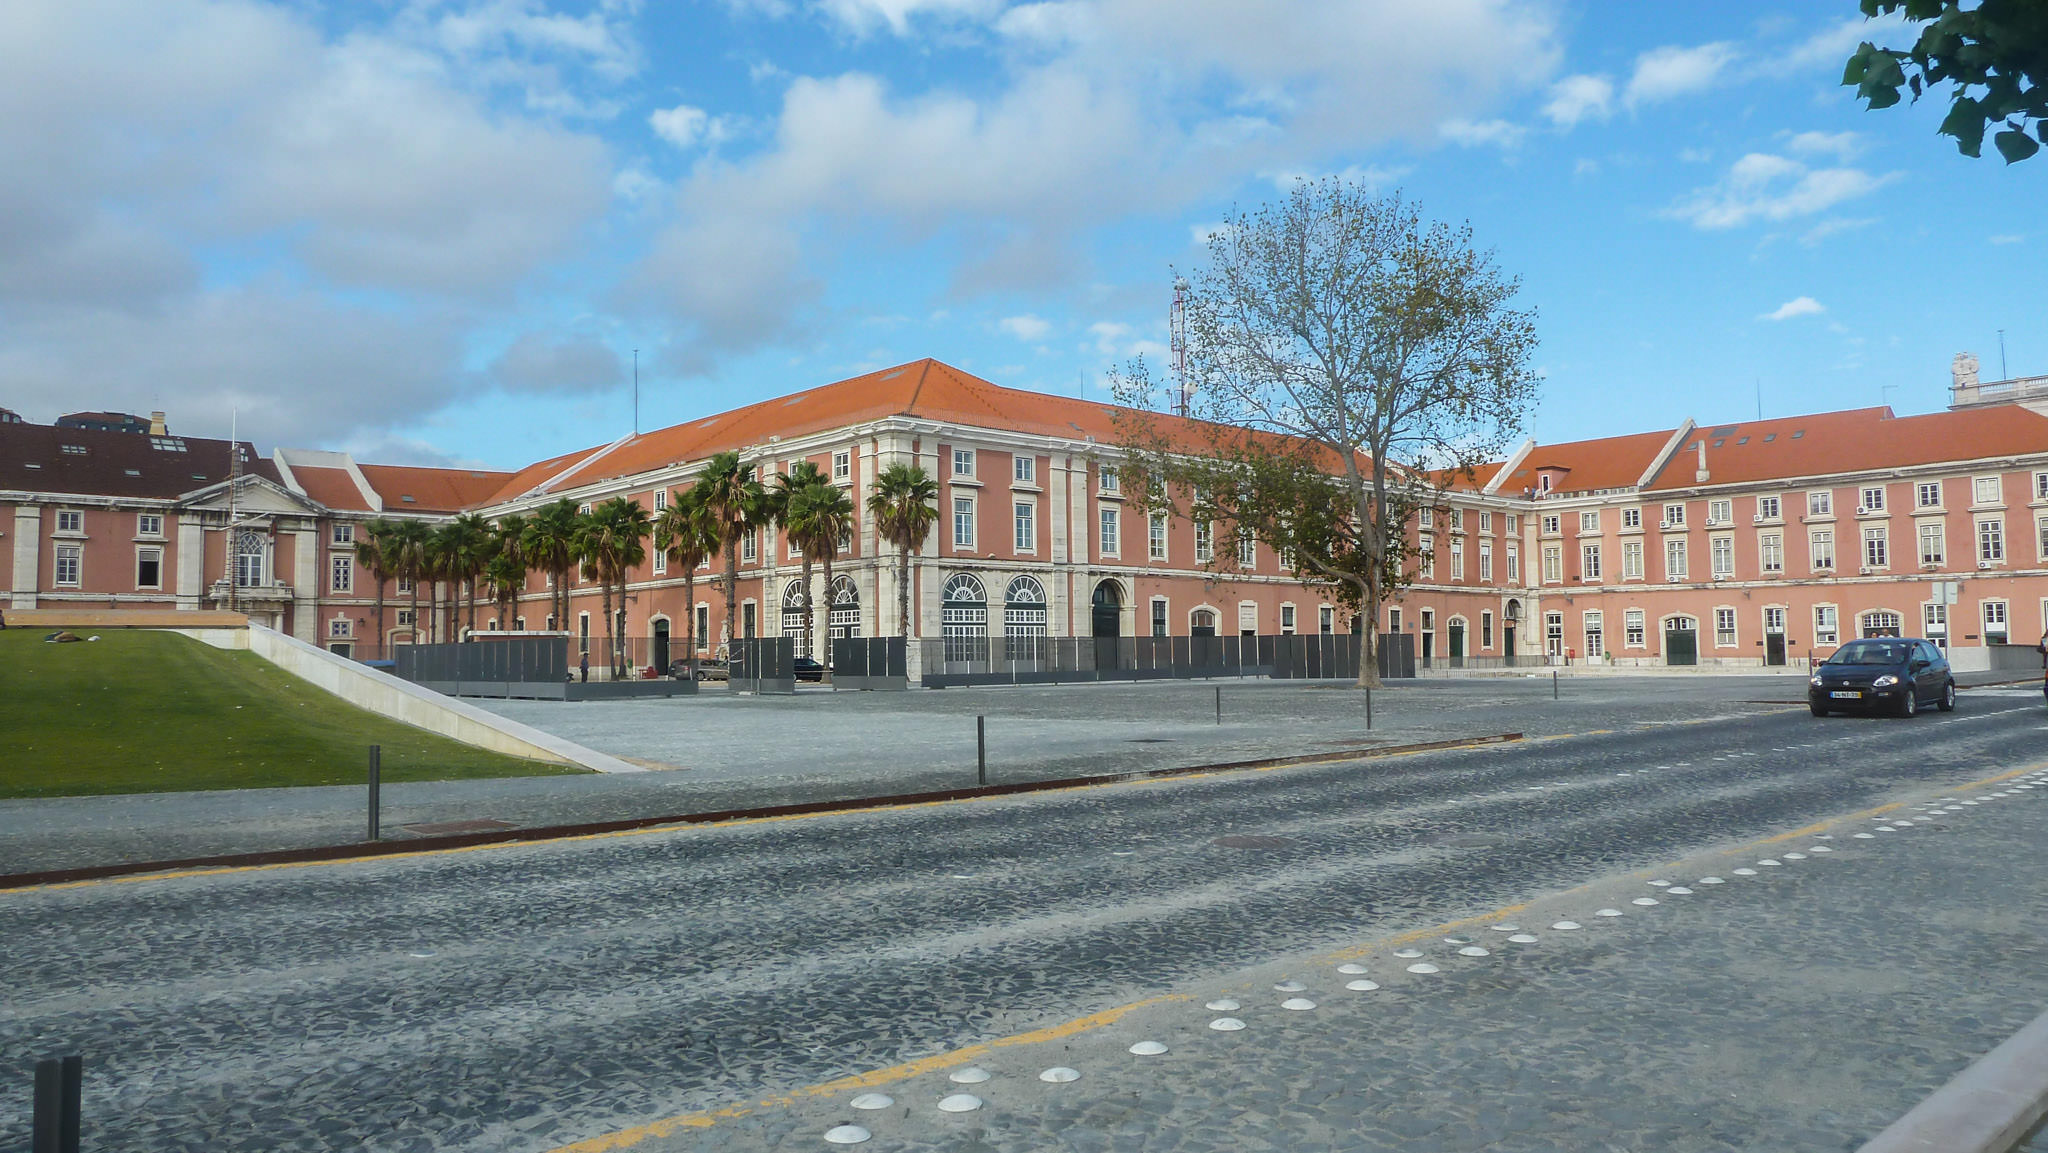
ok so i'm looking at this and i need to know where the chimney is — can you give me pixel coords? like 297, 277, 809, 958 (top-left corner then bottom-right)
149, 411, 167, 436
1694, 439, 1709, 484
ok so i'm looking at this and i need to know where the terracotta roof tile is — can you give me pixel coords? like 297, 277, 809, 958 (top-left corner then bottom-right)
357, 463, 514, 512
1644, 405, 2048, 489
291, 465, 373, 512
1495, 428, 1679, 496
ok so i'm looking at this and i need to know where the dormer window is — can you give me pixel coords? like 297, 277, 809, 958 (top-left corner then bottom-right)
1538, 474, 1552, 493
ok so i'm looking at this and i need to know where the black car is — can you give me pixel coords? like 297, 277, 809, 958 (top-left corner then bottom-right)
793, 657, 826, 683
1809, 637, 1956, 717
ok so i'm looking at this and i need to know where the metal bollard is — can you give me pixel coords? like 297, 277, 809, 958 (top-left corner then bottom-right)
1215, 685, 1221, 725
976, 716, 986, 786
1553, 670, 1559, 700
367, 745, 382, 842
1366, 685, 1373, 730
32, 1055, 82, 1153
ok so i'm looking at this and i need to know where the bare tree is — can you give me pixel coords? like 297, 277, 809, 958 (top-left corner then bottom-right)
1114, 180, 1539, 686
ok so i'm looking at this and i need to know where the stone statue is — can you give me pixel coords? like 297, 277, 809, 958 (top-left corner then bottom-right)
1952, 351, 1980, 390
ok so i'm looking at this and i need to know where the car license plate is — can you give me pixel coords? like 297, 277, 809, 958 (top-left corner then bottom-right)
1830, 690, 1861, 699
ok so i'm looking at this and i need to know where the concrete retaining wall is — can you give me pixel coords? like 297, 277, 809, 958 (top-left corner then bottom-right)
177, 624, 645, 774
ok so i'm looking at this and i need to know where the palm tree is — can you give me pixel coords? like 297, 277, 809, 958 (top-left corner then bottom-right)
694, 451, 764, 647
522, 499, 582, 634
773, 462, 830, 658
867, 462, 939, 637
382, 518, 434, 645
806, 481, 856, 659
578, 496, 652, 677
654, 485, 719, 660
437, 512, 497, 638
357, 518, 401, 657
490, 513, 530, 629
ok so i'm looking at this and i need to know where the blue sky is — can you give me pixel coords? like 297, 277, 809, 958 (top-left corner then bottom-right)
0, 1, 2039, 469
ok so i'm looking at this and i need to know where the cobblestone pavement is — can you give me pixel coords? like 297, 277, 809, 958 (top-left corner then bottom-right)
3, 675, 1814, 873
3, 688, 2046, 1151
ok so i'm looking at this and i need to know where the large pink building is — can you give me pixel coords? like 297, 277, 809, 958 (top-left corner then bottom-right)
9, 358, 2048, 674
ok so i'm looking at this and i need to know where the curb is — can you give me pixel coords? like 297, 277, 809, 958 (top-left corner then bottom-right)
0, 732, 1522, 891
1856, 1006, 2048, 1153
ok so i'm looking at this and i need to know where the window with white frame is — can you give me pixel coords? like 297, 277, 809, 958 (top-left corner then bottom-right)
1581, 542, 1601, 580
1859, 485, 1886, 513
331, 523, 354, 545
1280, 604, 1296, 634
55, 544, 81, 586
1321, 605, 1336, 634
136, 547, 162, 589
1478, 541, 1493, 582
1504, 541, 1519, 584
1974, 476, 2003, 505
652, 546, 667, 574
1237, 531, 1256, 569
1195, 521, 1213, 562
741, 529, 758, 563
1811, 529, 1835, 570
652, 489, 666, 512
1419, 507, 1434, 530
1625, 608, 1646, 647
1541, 513, 1560, 535
952, 448, 975, 477
1979, 518, 2005, 562
1916, 481, 1942, 508
397, 576, 414, 593
1924, 602, 1947, 641
1863, 525, 1888, 567
1479, 511, 1493, 533
1919, 522, 1946, 565
1479, 610, 1494, 648
397, 608, 415, 626
1760, 532, 1783, 573
1764, 606, 1786, 636
1541, 544, 1561, 582
330, 554, 353, 593
1663, 503, 1686, 527
1544, 611, 1564, 656
326, 617, 351, 639
1665, 538, 1688, 580
1583, 610, 1604, 656
138, 513, 163, 536
1580, 510, 1599, 533
1014, 501, 1035, 552
953, 497, 976, 549
1099, 507, 1120, 556
1505, 514, 1520, 534
1151, 598, 1169, 637
2038, 515, 2048, 559
695, 605, 709, 645
1100, 466, 1120, 494
1014, 455, 1035, 483
833, 450, 851, 481
1420, 536, 1437, 579
1388, 607, 1401, 632
1815, 605, 1839, 645
1983, 599, 2010, 644
1710, 536, 1733, 579
1622, 539, 1643, 579
1708, 499, 1732, 525
1809, 490, 1833, 517
1448, 539, 1464, 580
1715, 607, 1737, 646
56, 510, 82, 533
1757, 495, 1781, 520
1149, 513, 1167, 561
1623, 507, 1642, 529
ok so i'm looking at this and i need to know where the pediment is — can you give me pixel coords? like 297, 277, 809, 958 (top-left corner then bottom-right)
180, 475, 323, 516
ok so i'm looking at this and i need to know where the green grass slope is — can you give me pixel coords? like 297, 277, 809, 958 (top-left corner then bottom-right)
0, 629, 583, 798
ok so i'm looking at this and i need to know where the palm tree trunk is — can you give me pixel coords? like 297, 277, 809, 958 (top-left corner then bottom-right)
820, 548, 836, 656
798, 555, 814, 660
897, 542, 912, 639
374, 583, 387, 659
409, 581, 420, 647
723, 542, 739, 647
683, 570, 696, 657
599, 574, 615, 682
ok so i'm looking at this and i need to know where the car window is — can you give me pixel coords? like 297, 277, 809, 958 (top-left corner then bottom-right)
1919, 642, 1941, 664
1828, 641, 1907, 665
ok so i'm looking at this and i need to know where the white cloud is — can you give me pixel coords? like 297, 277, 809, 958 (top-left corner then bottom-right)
1542, 74, 1612, 128
1665, 152, 1892, 229
1990, 233, 2026, 245
650, 104, 709, 147
489, 332, 625, 394
1800, 216, 1875, 245
999, 314, 1053, 341
1761, 296, 1825, 321
1625, 42, 1737, 105
1440, 117, 1526, 149
1188, 221, 1230, 246
1773, 11, 1912, 75
1263, 164, 1405, 192
1785, 130, 1861, 160
817, 0, 1003, 36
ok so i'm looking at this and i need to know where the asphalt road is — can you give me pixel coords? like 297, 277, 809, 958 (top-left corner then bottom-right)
4, 687, 2046, 1152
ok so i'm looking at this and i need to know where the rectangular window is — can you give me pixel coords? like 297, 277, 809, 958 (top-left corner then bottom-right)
1863, 526, 1888, 568
1238, 531, 1256, 569
1860, 485, 1886, 513
1665, 538, 1688, 580
1623, 507, 1642, 529
1100, 508, 1120, 556
1710, 536, 1733, 579
1708, 499, 1732, 525
1581, 543, 1601, 580
1541, 514, 1560, 535
136, 547, 162, 589
741, 530, 758, 563
1504, 542, 1519, 585
833, 450, 851, 480
1917, 482, 1942, 508
1919, 523, 1945, 565
652, 489, 667, 512
1545, 611, 1564, 656
397, 609, 415, 626
1765, 606, 1786, 634
695, 605, 710, 646
1979, 518, 2005, 562
1478, 511, 1493, 533
1014, 455, 1035, 483
952, 448, 974, 477
1420, 536, 1437, 579
1663, 503, 1686, 527
397, 577, 415, 593
329, 617, 351, 639
1975, 476, 2003, 506
1320, 606, 1335, 634
1479, 611, 1494, 648
54, 544, 81, 586
331, 523, 354, 545
1760, 532, 1783, 573
1388, 607, 1402, 633
953, 497, 976, 549
1583, 610, 1604, 657
1195, 522, 1213, 562
1151, 599, 1168, 637
1625, 608, 1646, 647
330, 554, 353, 593
653, 546, 667, 574
56, 510, 82, 533
1542, 544, 1564, 583
1984, 600, 2010, 644
1149, 513, 1168, 561
1418, 507, 1434, 530
2039, 516, 2048, 560
138, 513, 164, 536
1014, 502, 1035, 552
1815, 605, 1839, 646
1810, 530, 1835, 570
1579, 510, 1599, 533
1757, 496, 1781, 520
1715, 607, 1737, 646
1505, 514, 1520, 534
1100, 466, 1120, 494
1622, 540, 1644, 579
1478, 541, 1493, 582
1809, 491, 1833, 517
1280, 605, 1296, 634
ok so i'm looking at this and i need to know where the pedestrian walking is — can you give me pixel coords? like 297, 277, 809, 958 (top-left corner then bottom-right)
579, 653, 589, 683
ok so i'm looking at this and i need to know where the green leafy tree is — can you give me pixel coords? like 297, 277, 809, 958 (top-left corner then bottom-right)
771, 461, 831, 657
521, 499, 583, 635
654, 485, 720, 660
805, 481, 856, 663
381, 518, 434, 645
577, 496, 652, 676
1113, 180, 1539, 687
356, 518, 401, 657
694, 450, 765, 647
436, 512, 499, 638
866, 462, 940, 638
488, 513, 530, 629
1844, 0, 2048, 162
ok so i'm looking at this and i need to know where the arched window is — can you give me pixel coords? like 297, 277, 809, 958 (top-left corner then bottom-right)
781, 580, 812, 658
1004, 575, 1048, 659
233, 529, 268, 588
1860, 610, 1903, 638
941, 574, 988, 662
828, 575, 860, 640
1191, 608, 1218, 636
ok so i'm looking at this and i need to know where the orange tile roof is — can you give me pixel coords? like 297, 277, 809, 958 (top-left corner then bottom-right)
292, 465, 372, 512
1643, 404, 2048, 489
1494, 428, 1680, 496
358, 463, 515, 513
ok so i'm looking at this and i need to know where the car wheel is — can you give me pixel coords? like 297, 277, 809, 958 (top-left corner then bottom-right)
1938, 680, 1956, 712
1899, 689, 1917, 718
1810, 702, 1829, 717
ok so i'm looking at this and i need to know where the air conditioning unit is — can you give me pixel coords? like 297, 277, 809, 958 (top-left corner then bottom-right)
1979, 560, 1999, 569
1704, 517, 1721, 527
1752, 514, 1770, 524
1858, 565, 1875, 575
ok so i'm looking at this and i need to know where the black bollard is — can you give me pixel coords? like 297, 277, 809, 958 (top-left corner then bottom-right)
1215, 685, 1221, 725
976, 716, 986, 786
1553, 670, 1559, 700
32, 1055, 81, 1153
368, 745, 382, 842
1366, 685, 1373, 730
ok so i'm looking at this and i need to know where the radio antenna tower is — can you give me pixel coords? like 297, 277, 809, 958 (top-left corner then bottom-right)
225, 407, 242, 616
1170, 276, 1190, 417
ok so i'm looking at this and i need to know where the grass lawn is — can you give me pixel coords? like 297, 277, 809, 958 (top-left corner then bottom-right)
0, 628, 586, 798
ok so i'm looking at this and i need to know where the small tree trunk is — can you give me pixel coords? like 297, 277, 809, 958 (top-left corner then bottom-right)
896, 542, 911, 638
798, 554, 815, 659
599, 575, 615, 681
723, 542, 740, 647
683, 570, 696, 656
819, 547, 836, 671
